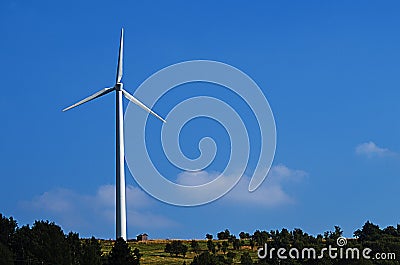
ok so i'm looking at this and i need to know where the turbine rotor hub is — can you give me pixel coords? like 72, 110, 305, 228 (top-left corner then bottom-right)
115, 82, 123, 91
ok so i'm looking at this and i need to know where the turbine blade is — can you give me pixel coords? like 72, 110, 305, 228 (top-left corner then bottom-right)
62, 87, 114, 112
122, 89, 166, 123
116, 28, 124, 83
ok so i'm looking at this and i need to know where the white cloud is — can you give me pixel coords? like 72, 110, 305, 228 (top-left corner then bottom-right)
22, 184, 178, 237
176, 171, 219, 186
176, 164, 307, 207
355, 141, 396, 158
22, 165, 306, 237
266, 164, 307, 184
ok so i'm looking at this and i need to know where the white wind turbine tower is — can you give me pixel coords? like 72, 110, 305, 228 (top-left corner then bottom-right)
63, 28, 166, 240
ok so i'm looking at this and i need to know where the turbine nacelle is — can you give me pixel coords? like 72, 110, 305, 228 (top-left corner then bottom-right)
115, 82, 123, 91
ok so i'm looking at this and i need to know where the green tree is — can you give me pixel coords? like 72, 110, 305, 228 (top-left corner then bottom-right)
329, 225, 343, 240
180, 244, 188, 257
0, 214, 16, 265
216, 242, 222, 252
354, 221, 381, 241
165, 243, 172, 256
31, 220, 71, 264
190, 240, 200, 254
217, 229, 231, 240
0, 242, 14, 265
240, 252, 253, 265
205, 233, 213, 240
191, 252, 213, 265
221, 241, 229, 254
239, 232, 250, 239
0, 214, 17, 246
108, 237, 140, 265
207, 239, 216, 254
12, 221, 71, 265
164, 240, 187, 257
81, 236, 102, 265
132, 248, 142, 263
66, 231, 81, 265
279, 228, 291, 247
249, 238, 255, 250
226, 251, 236, 264
232, 238, 241, 250
383, 225, 398, 236
227, 234, 236, 244
252, 230, 268, 246
11, 224, 31, 265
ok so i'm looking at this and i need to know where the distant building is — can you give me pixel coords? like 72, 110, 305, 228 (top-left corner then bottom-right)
137, 233, 149, 241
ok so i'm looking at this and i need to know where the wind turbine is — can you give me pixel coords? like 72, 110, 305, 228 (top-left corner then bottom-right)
63, 28, 166, 240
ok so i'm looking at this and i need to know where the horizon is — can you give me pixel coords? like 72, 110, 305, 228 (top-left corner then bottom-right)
0, 212, 391, 241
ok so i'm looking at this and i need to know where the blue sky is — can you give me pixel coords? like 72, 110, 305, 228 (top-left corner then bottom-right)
1, 1, 400, 239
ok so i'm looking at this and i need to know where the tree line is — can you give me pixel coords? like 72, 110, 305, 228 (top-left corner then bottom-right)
2, 212, 400, 264
165, 225, 400, 264
0, 213, 141, 265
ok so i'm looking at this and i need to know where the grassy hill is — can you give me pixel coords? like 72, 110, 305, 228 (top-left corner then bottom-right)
100, 239, 258, 264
